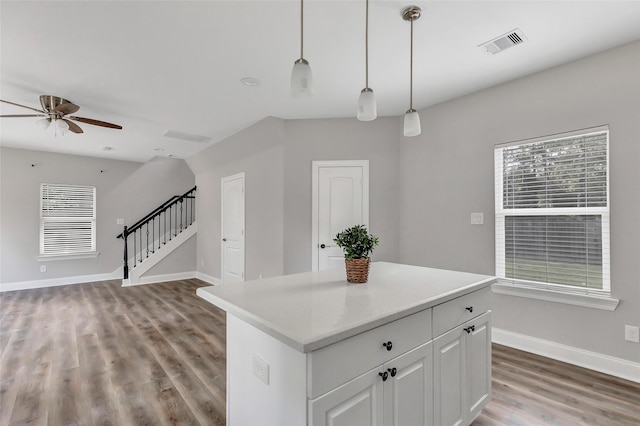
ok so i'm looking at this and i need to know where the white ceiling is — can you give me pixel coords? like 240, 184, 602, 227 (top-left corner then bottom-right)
1, 1, 639, 163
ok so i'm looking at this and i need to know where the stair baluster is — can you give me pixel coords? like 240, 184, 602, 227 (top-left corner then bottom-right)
117, 186, 196, 279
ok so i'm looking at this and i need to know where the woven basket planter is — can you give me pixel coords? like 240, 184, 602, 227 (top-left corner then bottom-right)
345, 258, 371, 284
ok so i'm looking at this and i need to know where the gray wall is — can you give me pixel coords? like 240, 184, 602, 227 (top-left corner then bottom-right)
143, 235, 197, 276
398, 41, 640, 362
283, 117, 400, 274
0, 148, 196, 284
187, 117, 286, 281
187, 115, 401, 279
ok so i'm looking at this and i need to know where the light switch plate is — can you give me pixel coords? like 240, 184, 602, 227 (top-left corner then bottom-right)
116, 218, 125, 225
471, 213, 484, 225
252, 354, 269, 384
625, 325, 640, 343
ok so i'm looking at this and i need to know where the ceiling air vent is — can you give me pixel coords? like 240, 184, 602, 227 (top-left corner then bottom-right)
479, 28, 526, 55
162, 130, 211, 143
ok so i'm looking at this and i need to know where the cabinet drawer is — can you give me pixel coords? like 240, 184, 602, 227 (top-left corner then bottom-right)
308, 309, 431, 399
432, 287, 491, 337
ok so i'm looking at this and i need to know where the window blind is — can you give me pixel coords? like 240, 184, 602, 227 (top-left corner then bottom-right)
40, 183, 96, 256
495, 127, 610, 293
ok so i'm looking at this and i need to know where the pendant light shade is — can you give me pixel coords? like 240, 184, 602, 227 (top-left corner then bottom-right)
291, 58, 313, 96
402, 6, 421, 137
404, 109, 421, 137
357, 0, 377, 121
291, 0, 313, 97
358, 88, 377, 121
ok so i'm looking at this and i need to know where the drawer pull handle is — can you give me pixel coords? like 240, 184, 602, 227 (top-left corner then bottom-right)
379, 371, 389, 381
464, 325, 476, 334
388, 367, 397, 377
465, 306, 473, 313
382, 341, 393, 351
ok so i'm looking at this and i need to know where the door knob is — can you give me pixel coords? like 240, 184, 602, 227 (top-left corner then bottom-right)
222, 238, 227, 242
320, 243, 326, 249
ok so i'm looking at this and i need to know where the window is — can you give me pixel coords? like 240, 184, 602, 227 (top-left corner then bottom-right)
494, 126, 617, 310
40, 183, 96, 257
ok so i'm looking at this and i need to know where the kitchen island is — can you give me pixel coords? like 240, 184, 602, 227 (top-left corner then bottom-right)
197, 262, 496, 426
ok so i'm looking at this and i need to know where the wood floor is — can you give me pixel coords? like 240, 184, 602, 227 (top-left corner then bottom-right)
1, 279, 638, 426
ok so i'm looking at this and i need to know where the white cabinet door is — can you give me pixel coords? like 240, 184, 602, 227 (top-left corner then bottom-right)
466, 312, 492, 421
310, 368, 384, 426
433, 326, 466, 426
384, 342, 433, 426
433, 312, 492, 426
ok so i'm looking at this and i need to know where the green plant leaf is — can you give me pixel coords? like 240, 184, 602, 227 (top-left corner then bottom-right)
333, 225, 379, 259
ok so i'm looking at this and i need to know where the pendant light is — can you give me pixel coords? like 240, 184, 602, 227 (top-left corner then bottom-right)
357, 0, 376, 121
291, 0, 313, 96
402, 6, 421, 137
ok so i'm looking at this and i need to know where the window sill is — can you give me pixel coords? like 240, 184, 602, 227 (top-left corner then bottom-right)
491, 282, 619, 311
37, 252, 100, 262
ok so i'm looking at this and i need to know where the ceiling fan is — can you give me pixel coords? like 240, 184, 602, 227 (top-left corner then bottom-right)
0, 95, 122, 134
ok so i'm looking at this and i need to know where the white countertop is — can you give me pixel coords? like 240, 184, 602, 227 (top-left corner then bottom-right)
196, 262, 495, 352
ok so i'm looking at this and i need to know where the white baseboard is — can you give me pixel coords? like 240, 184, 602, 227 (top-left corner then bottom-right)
122, 271, 198, 287
0, 270, 121, 292
492, 327, 640, 383
195, 271, 221, 285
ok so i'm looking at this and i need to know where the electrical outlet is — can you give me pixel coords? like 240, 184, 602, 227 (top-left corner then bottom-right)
625, 325, 640, 343
252, 354, 269, 384
40, 265, 46, 273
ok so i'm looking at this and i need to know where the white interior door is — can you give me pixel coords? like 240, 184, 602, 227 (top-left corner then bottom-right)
221, 173, 245, 284
312, 161, 369, 271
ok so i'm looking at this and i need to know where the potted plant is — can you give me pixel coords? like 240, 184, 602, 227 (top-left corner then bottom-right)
333, 224, 379, 283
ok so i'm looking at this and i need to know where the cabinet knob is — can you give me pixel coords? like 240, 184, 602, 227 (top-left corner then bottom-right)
465, 306, 473, 313
320, 243, 326, 249
382, 341, 393, 351
378, 371, 388, 381
388, 367, 397, 377
464, 325, 476, 334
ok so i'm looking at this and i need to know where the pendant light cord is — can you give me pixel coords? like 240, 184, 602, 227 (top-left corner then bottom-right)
365, 0, 369, 89
409, 17, 414, 110
300, 0, 304, 59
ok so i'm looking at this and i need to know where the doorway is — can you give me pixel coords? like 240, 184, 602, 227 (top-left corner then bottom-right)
311, 160, 369, 271
221, 173, 245, 284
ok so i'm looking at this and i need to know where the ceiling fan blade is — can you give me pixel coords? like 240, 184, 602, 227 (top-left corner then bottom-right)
63, 119, 83, 134
0, 99, 46, 114
0, 114, 47, 118
55, 102, 80, 115
68, 116, 122, 129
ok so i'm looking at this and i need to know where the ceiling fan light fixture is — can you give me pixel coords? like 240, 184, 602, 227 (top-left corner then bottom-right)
358, 88, 377, 121
404, 109, 421, 137
56, 118, 69, 132
36, 117, 51, 130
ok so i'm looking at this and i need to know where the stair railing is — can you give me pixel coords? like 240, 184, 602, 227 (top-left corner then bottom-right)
117, 186, 196, 279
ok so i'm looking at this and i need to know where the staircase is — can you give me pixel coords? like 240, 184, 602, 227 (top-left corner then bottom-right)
117, 186, 196, 285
